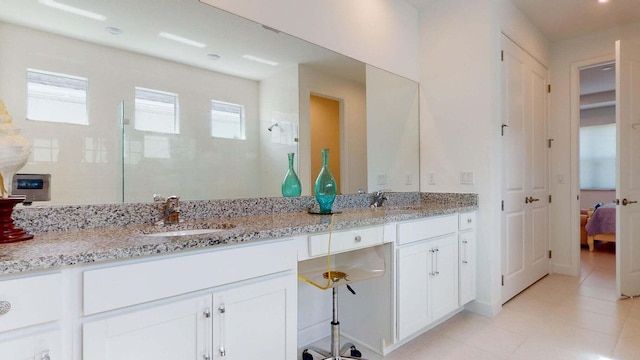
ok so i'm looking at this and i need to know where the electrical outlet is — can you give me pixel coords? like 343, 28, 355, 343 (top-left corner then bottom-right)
405, 174, 413, 185
460, 171, 475, 185
377, 174, 386, 185
428, 172, 436, 185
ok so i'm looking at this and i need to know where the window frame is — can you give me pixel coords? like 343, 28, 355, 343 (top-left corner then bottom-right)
26, 68, 89, 125
210, 100, 246, 140
134, 87, 180, 134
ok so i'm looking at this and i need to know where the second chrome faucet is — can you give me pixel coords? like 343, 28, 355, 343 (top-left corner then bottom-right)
154, 194, 181, 224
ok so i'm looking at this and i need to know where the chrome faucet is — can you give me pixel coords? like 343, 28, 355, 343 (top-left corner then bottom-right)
154, 194, 181, 224
371, 189, 390, 208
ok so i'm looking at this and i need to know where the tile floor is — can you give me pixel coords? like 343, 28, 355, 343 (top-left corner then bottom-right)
306, 242, 640, 359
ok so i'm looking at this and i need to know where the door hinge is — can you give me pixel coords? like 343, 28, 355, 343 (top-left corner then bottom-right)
548, 250, 552, 259
501, 275, 504, 286
549, 194, 552, 203
501, 50, 504, 61
501, 200, 504, 211
548, 84, 551, 93
548, 138, 554, 148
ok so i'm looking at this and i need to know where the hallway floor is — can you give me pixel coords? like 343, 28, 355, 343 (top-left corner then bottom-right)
309, 243, 640, 359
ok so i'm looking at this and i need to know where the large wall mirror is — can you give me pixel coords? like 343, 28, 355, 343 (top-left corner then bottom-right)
0, 0, 419, 205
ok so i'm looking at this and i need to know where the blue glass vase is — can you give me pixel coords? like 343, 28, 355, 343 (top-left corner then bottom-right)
314, 148, 337, 213
281, 152, 301, 197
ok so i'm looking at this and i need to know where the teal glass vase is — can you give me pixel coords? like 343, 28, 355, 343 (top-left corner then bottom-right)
281, 152, 301, 197
314, 148, 337, 213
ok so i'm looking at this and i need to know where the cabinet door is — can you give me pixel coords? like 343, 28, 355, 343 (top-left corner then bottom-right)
459, 230, 476, 305
0, 329, 60, 360
83, 294, 211, 360
212, 275, 296, 359
430, 235, 459, 320
396, 241, 431, 340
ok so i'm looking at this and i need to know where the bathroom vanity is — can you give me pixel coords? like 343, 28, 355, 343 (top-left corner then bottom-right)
0, 194, 476, 359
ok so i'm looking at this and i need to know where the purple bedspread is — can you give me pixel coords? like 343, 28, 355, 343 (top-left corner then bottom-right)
585, 202, 616, 235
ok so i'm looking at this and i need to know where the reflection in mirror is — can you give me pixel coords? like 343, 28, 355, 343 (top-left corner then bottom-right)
0, 0, 419, 205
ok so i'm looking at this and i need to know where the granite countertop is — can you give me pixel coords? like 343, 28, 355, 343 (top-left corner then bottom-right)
0, 201, 477, 275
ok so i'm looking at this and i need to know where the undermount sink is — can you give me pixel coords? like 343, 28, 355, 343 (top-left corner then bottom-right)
141, 223, 235, 237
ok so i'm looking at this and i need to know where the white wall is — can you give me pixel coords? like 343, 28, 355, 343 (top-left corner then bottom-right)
366, 65, 420, 193
258, 66, 300, 197
549, 21, 640, 275
298, 65, 367, 195
200, 0, 420, 82
418, 0, 550, 316
0, 22, 261, 204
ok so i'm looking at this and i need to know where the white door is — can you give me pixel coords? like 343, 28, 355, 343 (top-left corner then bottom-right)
616, 40, 640, 297
396, 240, 431, 340
83, 294, 211, 360
0, 329, 60, 360
459, 230, 476, 305
430, 234, 459, 320
501, 35, 550, 303
212, 275, 295, 359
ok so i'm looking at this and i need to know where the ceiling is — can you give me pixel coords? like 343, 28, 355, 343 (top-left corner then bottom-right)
0, 0, 363, 82
407, 0, 640, 43
509, 0, 640, 42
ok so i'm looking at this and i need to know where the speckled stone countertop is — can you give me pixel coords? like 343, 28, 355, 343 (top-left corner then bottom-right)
0, 192, 477, 275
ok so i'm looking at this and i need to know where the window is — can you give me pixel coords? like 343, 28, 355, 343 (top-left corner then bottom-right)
27, 69, 88, 125
211, 100, 245, 139
580, 123, 616, 190
135, 88, 179, 134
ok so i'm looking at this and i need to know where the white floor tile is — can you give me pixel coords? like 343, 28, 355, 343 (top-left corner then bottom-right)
298, 248, 627, 360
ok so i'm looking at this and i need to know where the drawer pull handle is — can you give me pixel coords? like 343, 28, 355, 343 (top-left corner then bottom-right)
0, 301, 10, 315
467, 218, 472, 224
354, 235, 362, 243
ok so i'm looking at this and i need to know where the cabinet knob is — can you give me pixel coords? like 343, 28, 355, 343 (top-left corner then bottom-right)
467, 218, 472, 224
354, 235, 362, 243
0, 301, 10, 315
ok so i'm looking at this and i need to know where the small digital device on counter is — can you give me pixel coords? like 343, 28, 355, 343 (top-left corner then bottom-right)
12, 174, 51, 204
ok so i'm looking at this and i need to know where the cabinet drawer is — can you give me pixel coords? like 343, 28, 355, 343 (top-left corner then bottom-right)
308, 226, 383, 257
84, 240, 297, 315
0, 273, 62, 332
459, 212, 476, 231
396, 215, 457, 245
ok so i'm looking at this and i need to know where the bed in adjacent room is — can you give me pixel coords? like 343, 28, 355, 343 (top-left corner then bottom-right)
585, 202, 616, 251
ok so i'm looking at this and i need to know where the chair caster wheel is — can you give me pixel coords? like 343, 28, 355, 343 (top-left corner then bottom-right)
350, 346, 362, 358
302, 349, 314, 360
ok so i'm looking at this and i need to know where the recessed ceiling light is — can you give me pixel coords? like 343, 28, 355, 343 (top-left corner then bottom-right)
105, 27, 123, 35
206, 54, 221, 60
159, 32, 206, 48
38, 0, 106, 21
242, 54, 279, 66
598, 0, 609, 3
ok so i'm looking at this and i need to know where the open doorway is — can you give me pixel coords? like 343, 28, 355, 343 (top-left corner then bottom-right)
578, 62, 617, 271
309, 94, 342, 194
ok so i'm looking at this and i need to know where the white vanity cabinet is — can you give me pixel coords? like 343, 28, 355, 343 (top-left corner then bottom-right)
82, 240, 298, 360
211, 275, 292, 359
459, 211, 477, 305
0, 330, 60, 360
396, 215, 460, 341
83, 294, 211, 360
0, 273, 63, 360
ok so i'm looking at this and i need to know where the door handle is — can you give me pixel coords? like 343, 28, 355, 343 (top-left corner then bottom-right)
622, 198, 638, 206
525, 196, 540, 204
